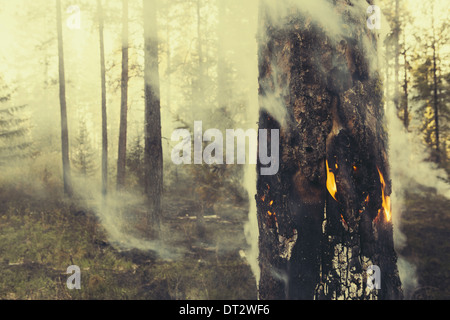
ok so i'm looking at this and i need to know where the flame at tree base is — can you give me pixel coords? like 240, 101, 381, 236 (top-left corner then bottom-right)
326, 160, 337, 201
377, 167, 391, 222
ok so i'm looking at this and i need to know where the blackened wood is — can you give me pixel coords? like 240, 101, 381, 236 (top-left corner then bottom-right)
256, 1, 403, 300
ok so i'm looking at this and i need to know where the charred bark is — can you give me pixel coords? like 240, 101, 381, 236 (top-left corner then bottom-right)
256, 1, 403, 300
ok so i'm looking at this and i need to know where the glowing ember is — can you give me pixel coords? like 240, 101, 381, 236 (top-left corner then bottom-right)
377, 167, 391, 221
340, 214, 348, 227
261, 195, 265, 202
326, 160, 337, 201
268, 211, 273, 216
359, 195, 369, 214
269, 200, 273, 206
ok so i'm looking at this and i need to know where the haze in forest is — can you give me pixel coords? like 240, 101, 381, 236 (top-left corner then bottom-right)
0, 0, 449, 299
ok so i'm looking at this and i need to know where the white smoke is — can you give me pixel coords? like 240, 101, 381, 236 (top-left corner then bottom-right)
71, 176, 183, 260
388, 105, 450, 199
237, 0, 261, 288
387, 101, 450, 297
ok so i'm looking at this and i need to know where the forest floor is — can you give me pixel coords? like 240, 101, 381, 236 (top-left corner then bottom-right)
0, 186, 257, 300
0, 185, 448, 300
398, 190, 450, 299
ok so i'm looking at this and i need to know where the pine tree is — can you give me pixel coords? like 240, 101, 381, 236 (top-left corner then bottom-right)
0, 81, 31, 165
411, 10, 449, 166
71, 117, 98, 177
56, 0, 73, 196
97, 0, 108, 196
380, 0, 413, 129
126, 134, 145, 188
143, 0, 164, 233
117, 0, 129, 189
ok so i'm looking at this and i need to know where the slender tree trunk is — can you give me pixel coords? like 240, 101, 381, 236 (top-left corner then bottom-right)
385, 42, 391, 110
431, 14, 440, 163
166, 21, 171, 110
402, 31, 409, 130
143, 0, 163, 232
256, 2, 402, 300
163, 2, 172, 112
165, 8, 174, 183
97, 0, 108, 196
217, 0, 226, 110
56, 0, 72, 197
194, 0, 206, 235
117, 0, 129, 189
196, 0, 205, 95
394, 0, 400, 112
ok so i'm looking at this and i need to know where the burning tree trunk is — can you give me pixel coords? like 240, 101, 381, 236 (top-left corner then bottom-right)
256, 1, 403, 300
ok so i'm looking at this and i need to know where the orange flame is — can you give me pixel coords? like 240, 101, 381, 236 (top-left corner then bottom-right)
359, 195, 370, 214
377, 167, 391, 222
340, 214, 348, 227
326, 160, 337, 201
